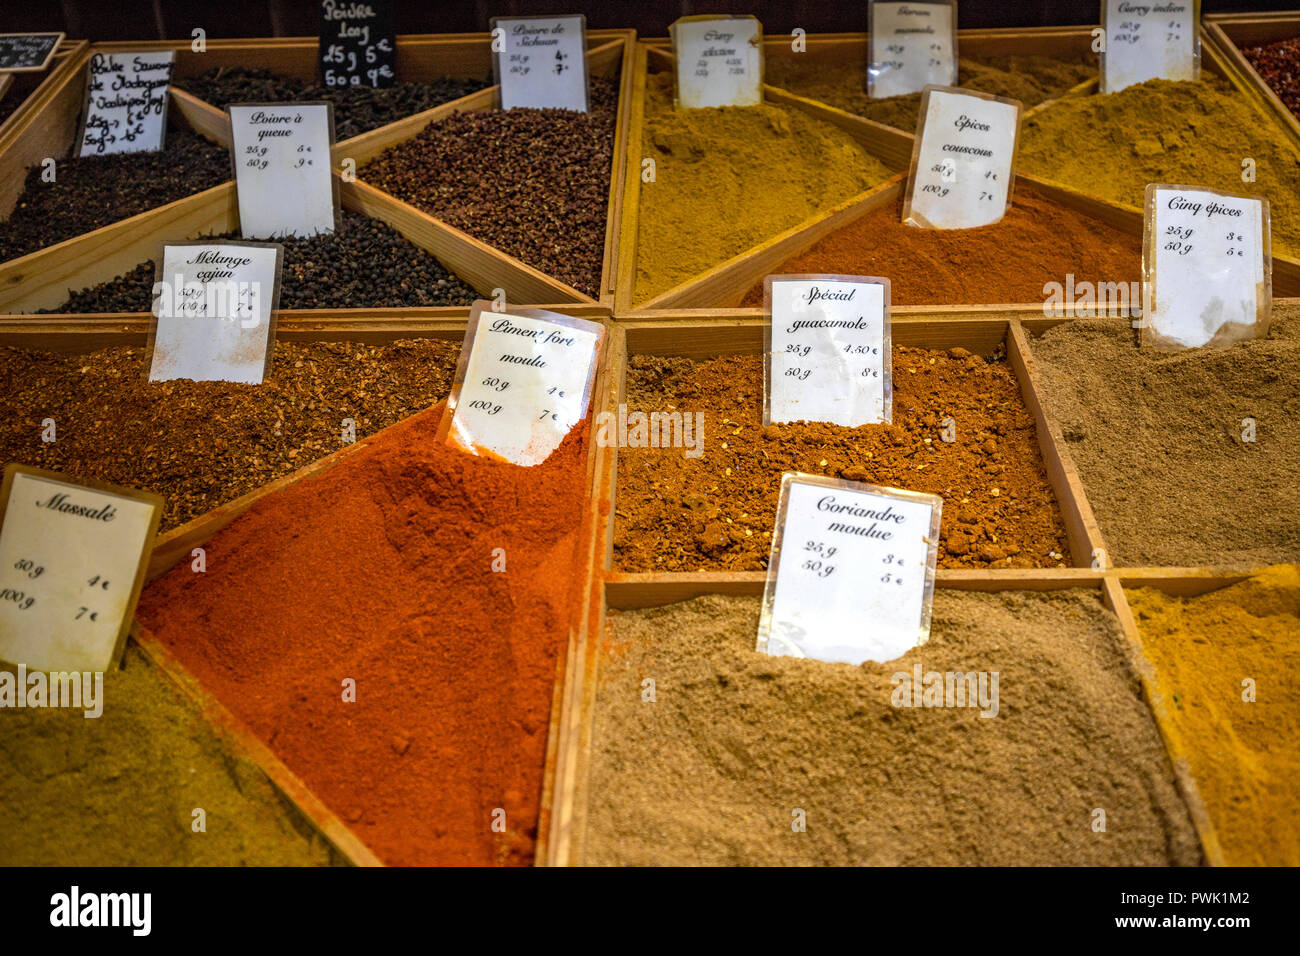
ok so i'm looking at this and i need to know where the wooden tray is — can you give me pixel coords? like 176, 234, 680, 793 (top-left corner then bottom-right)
543, 310, 1241, 866
621, 28, 1300, 316
0, 32, 635, 314
1204, 12, 1300, 156
613, 42, 913, 315
646, 25, 1101, 135
0, 311, 610, 867
0, 38, 87, 143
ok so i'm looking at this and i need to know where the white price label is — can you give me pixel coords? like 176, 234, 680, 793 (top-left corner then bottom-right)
868, 1, 958, 99
230, 102, 336, 239
671, 16, 763, 109
441, 304, 604, 467
758, 474, 941, 666
1143, 185, 1269, 349
149, 242, 282, 384
76, 51, 173, 156
766, 276, 892, 427
1102, 0, 1198, 93
904, 86, 1020, 229
494, 15, 589, 111
0, 467, 162, 673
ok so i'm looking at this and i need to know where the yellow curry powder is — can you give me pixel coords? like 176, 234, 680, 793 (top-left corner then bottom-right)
1020, 77, 1300, 258
1128, 566, 1300, 866
633, 72, 894, 305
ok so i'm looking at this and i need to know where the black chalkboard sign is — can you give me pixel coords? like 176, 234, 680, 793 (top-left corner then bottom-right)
0, 32, 64, 73
319, 1, 396, 89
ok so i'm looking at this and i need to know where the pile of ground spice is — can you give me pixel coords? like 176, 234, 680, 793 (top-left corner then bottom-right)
0, 647, 340, 866
767, 53, 1094, 130
1241, 36, 1300, 123
738, 187, 1141, 307
175, 68, 489, 140
615, 348, 1069, 571
0, 338, 459, 531
0, 130, 230, 263
633, 72, 894, 305
582, 590, 1201, 866
40, 211, 478, 313
1128, 567, 1300, 866
1030, 308, 1300, 567
1020, 77, 1300, 257
136, 405, 590, 866
360, 78, 617, 298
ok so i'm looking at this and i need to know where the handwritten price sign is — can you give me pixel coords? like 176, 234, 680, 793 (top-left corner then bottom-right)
758, 474, 941, 665
0, 467, 162, 673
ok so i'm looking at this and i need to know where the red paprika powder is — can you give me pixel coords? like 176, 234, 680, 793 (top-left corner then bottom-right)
135, 404, 591, 866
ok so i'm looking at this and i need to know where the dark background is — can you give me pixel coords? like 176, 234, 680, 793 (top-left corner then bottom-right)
0, 1, 1296, 42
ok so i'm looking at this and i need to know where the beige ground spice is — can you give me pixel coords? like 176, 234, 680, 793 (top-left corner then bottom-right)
0, 647, 340, 866
1030, 308, 1300, 567
633, 72, 894, 304
0, 338, 459, 531
767, 53, 1093, 130
582, 590, 1201, 866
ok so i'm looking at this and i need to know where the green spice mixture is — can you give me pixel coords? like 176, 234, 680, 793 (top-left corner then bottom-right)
633, 71, 893, 304
0, 648, 340, 866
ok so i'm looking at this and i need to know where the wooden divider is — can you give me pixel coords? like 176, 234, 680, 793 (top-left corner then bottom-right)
0, 39, 87, 142
0, 180, 239, 314
1100, 575, 1227, 867
1204, 14, 1300, 158
0, 32, 634, 316
618, 28, 1300, 317
2, 311, 610, 867
539, 307, 1254, 866
0, 41, 89, 219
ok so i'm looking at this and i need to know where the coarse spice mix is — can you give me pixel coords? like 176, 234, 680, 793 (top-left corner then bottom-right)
614, 348, 1070, 572
1241, 36, 1300, 124
0, 338, 460, 531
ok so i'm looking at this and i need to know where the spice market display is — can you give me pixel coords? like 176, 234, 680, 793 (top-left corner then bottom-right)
1, 3, 1298, 886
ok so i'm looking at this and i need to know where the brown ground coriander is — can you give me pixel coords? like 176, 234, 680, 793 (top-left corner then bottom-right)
582, 590, 1201, 866
1030, 309, 1300, 567
614, 348, 1070, 571
0, 338, 459, 530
